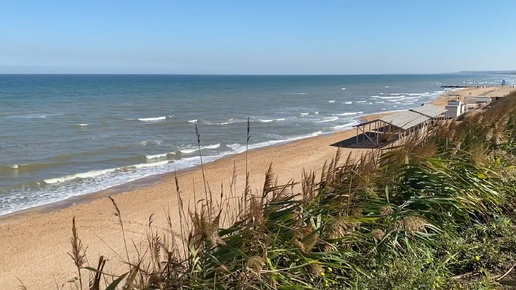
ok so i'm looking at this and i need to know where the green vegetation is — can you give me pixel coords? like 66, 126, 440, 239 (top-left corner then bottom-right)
61, 92, 516, 289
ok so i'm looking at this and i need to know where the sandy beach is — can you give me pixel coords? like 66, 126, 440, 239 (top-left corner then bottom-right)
1, 86, 515, 289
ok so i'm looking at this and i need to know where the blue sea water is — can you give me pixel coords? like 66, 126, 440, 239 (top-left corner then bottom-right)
0, 73, 514, 216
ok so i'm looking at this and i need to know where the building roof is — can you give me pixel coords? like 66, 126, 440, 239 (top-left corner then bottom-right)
410, 104, 447, 118
378, 111, 430, 130
465, 96, 492, 104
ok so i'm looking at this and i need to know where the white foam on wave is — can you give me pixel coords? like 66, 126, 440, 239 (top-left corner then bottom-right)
334, 111, 363, 116
145, 153, 168, 160
137, 116, 171, 122
300, 112, 309, 116
341, 87, 346, 90
372, 95, 405, 100
332, 121, 358, 130
43, 159, 174, 186
317, 116, 339, 123
356, 100, 367, 103
179, 143, 221, 154
328, 100, 336, 103
44, 168, 117, 184
204, 118, 247, 126
188, 119, 198, 123
257, 118, 286, 123
343, 101, 353, 104
131, 161, 169, 169
203, 143, 221, 150
77, 123, 88, 127
179, 148, 197, 154
8, 163, 29, 170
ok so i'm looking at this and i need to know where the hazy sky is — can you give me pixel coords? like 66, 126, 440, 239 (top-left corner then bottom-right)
1, 1, 515, 74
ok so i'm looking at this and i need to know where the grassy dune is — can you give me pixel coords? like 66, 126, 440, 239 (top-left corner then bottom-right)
60, 91, 516, 289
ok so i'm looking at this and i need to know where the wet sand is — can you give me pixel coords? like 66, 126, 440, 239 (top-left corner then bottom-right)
1, 86, 514, 288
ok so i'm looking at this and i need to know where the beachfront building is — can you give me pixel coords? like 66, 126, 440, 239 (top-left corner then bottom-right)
464, 96, 492, 112
445, 99, 464, 119
353, 104, 446, 147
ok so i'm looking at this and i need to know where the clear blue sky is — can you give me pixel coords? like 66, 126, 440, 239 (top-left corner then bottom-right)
1, 0, 515, 74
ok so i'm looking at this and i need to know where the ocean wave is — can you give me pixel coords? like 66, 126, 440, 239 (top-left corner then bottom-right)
328, 100, 336, 103
188, 119, 198, 123
44, 168, 118, 184
300, 112, 310, 116
343, 101, 353, 104
43, 159, 172, 185
0, 160, 67, 174
130, 161, 169, 169
138, 139, 163, 146
204, 118, 247, 126
179, 148, 197, 154
334, 111, 363, 116
145, 153, 169, 160
356, 100, 367, 103
77, 123, 88, 127
372, 95, 405, 99
137, 116, 172, 122
256, 118, 286, 123
287, 92, 308, 95
203, 143, 221, 150
341, 87, 346, 90
15, 113, 59, 119
332, 121, 358, 130
179, 143, 221, 154
317, 116, 339, 123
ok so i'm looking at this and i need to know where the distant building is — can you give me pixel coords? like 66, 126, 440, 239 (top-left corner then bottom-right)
464, 96, 492, 112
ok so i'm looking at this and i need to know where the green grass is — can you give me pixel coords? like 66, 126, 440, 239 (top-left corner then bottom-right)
39, 91, 516, 289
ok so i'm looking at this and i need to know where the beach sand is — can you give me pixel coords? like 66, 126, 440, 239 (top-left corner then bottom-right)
1, 86, 514, 288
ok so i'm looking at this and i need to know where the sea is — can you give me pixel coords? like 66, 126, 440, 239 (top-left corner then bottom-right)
1, 73, 514, 216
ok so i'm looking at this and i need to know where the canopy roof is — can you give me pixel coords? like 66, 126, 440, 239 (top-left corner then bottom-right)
410, 104, 447, 118
378, 111, 430, 130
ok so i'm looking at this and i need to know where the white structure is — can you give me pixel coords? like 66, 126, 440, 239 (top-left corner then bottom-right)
445, 99, 464, 118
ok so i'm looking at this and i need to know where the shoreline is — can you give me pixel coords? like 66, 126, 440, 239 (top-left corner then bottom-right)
0, 105, 411, 223
1, 86, 515, 288
0, 109, 413, 221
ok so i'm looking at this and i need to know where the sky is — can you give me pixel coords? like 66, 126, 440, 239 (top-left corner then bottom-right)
1, 0, 515, 75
